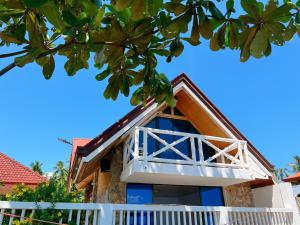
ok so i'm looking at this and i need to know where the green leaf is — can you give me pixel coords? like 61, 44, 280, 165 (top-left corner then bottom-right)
145, 0, 163, 16
283, 19, 297, 41
96, 68, 111, 81
23, 0, 48, 8
250, 27, 269, 58
94, 5, 105, 26
42, 55, 55, 80
210, 31, 220, 51
263, 0, 277, 17
0, 32, 23, 44
165, 2, 186, 15
240, 27, 257, 62
161, 22, 180, 39
296, 13, 300, 24
132, 70, 143, 85
199, 16, 212, 40
62, 10, 81, 26
264, 41, 272, 56
208, 2, 224, 20
170, 40, 184, 57
116, 0, 131, 10
39, 1, 65, 31
131, 0, 145, 20
264, 3, 295, 21
226, 0, 234, 12
80, 0, 98, 17
241, 0, 260, 19
26, 12, 43, 47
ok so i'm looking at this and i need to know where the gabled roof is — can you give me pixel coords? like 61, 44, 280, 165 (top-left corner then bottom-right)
70, 73, 274, 182
0, 152, 47, 185
283, 172, 300, 183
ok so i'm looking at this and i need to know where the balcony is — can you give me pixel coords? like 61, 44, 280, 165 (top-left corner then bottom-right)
0, 201, 297, 225
121, 127, 254, 186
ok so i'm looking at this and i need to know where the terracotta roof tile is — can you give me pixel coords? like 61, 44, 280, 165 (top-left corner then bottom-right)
0, 152, 47, 185
284, 172, 300, 182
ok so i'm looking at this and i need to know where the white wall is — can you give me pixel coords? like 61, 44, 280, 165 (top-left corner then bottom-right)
252, 182, 297, 209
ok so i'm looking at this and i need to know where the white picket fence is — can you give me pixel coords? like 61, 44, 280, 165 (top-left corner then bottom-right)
0, 201, 297, 225
124, 126, 249, 169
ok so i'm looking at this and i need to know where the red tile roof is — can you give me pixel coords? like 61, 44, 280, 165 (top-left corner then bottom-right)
0, 152, 47, 185
283, 172, 300, 183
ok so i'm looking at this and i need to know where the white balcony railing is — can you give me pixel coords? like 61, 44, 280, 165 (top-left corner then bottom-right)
0, 201, 297, 225
123, 127, 250, 170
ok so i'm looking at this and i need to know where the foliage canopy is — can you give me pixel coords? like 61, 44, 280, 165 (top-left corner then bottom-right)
1, 0, 300, 105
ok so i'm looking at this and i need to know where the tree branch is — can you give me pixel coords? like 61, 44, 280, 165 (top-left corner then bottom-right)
0, 50, 28, 58
0, 63, 16, 77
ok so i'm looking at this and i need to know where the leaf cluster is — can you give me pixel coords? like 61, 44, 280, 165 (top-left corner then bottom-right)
1, 0, 300, 105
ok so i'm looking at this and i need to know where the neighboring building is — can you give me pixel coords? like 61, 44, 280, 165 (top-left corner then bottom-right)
284, 172, 300, 212
284, 172, 300, 185
0, 152, 47, 194
66, 74, 299, 223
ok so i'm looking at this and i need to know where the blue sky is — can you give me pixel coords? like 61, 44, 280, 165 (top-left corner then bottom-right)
0, 38, 299, 173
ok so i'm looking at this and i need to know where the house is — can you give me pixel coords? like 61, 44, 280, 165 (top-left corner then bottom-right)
1, 74, 299, 225
66, 74, 300, 223
0, 152, 47, 195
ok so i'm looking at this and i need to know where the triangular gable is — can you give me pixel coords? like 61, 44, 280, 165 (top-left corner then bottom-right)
70, 74, 274, 183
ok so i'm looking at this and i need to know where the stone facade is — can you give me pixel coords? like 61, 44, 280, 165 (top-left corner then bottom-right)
223, 182, 254, 207
95, 145, 126, 203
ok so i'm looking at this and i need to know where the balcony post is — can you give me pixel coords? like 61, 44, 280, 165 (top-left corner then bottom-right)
197, 137, 205, 167
98, 204, 113, 225
143, 129, 148, 162
237, 141, 245, 168
243, 142, 250, 168
190, 137, 196, 164
134, 127, 139, 159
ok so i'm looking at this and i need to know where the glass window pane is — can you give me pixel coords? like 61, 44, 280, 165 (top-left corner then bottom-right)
153, 185, 200, 206
200, 187, 224, 206
126, 183, 153, 204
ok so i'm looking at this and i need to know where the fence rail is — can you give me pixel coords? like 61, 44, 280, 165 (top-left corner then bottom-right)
0, 201, 297, 225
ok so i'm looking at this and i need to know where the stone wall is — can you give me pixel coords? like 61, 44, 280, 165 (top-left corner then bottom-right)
95, 145, 126, 203
223, 182, 254, 207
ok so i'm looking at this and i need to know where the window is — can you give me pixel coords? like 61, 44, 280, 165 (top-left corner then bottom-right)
145, 117, 216, 161
126, 183, 152, 204
126, 184, 224, 225
126, 184, 224, 207
199, 186, 224, 206
153, 185, 200, 206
